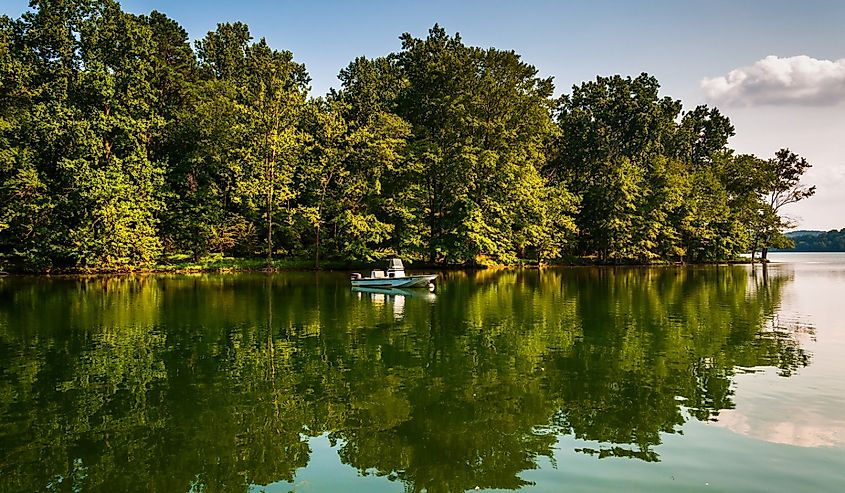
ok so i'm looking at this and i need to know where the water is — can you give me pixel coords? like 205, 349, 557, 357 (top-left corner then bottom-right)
0, 255, 843, 492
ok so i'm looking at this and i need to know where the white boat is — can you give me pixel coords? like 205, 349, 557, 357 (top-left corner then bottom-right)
350, 259, 437, 288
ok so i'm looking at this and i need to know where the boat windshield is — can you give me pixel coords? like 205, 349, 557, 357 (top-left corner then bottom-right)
387, 258, 404, 270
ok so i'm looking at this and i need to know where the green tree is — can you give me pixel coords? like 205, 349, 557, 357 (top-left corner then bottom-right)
0, 6, 817, 270
750, 149, 815, 261
550, 74, 751, 263
1, 0, 165, 269
163, 78, 253, 258
551, 74, 683, 261
788, 228, 845, 252
335, 55, 422, 258
241, 38, 308, 261
393, 25, 567, 264
189, 24, 309, 262
140, 10, 196, 124
296, 98, 409, 265
672, 105, 735, 165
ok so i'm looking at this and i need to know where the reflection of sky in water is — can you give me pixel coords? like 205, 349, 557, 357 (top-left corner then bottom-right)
712, 253, 845, 448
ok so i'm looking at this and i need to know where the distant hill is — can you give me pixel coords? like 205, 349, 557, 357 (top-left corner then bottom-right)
779, 229, 845, 251
786, 230, 824, 238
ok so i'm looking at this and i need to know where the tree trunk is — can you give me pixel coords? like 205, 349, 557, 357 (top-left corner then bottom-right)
750, 237, 759, 263
266, 144, 278, 265
428, 181, 437, 264
266, 175, 273, 263
315, 224, 321, 269
761, 247, 768, 261
265, 105, 280, 266
315, 181, 329, 270
266, 157, 274, 264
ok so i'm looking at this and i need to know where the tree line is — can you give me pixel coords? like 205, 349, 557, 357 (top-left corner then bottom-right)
784, 229, 845, 252
0, 1, 815, 270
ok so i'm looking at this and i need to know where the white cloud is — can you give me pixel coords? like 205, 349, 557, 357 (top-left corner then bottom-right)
701, 55, 845, 106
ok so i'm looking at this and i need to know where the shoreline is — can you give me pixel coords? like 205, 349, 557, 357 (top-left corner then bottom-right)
0, 256, 763, 277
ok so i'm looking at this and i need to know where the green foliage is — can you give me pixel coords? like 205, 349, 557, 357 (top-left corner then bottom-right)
547, 73, 812, 263
0, 1, 164, 269
748, 149, 817, 259
0, 4, 816, 269
388, 25, 565, 263
784, 228, 845, 251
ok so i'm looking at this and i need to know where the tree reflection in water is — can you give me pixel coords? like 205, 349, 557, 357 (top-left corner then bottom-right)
0, 267, 808, 492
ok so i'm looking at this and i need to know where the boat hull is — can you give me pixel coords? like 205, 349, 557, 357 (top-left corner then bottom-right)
351, 274, 437, 288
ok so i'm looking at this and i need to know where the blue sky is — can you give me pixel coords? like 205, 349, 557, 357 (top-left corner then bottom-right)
3, 0, 844, 228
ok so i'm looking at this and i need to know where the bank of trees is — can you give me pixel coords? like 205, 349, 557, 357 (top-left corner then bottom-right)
0, 1, 814, 270
787, 229, 845, 252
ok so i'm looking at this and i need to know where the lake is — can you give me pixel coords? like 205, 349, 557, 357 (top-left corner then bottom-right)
1, 253, 844, 492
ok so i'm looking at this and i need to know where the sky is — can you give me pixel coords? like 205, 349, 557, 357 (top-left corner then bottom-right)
3, 0, 844, 229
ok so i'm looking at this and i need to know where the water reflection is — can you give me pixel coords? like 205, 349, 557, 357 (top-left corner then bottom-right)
352, 286, 436, 319
715, 403, 843, 448
713, 257, 844, 450
0, 267, 812, 492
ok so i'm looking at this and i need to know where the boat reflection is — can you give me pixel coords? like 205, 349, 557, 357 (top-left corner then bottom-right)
352, 286, 436, 318
352, 286, 436, 300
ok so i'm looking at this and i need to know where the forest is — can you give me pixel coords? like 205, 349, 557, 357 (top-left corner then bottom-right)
0, 1, 816, 271
784, 229, 845, 252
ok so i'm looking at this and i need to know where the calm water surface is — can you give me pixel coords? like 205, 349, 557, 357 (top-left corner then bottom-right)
1, 254, 843, 492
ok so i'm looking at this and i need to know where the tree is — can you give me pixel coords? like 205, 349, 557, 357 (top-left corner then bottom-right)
296, 97, 410, 266
751, 149, 816, 261
672, 105, 735, 166
241, 39, 308, 262
190, 24, 309, 263
392, 25, 566, 264
1, 0, 166, 269
140, 10, 196, 124
194, 21, 251, 81
550, 74, 684, 261
789, 229, 845, 252
0, 6, 818, 270
515, 185, 578, 264
163, 78, 252, 259
335, 55, 422, 258
297, 99, 357, 267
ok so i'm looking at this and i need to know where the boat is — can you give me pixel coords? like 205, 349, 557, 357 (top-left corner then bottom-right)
350, 258, 437, 288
